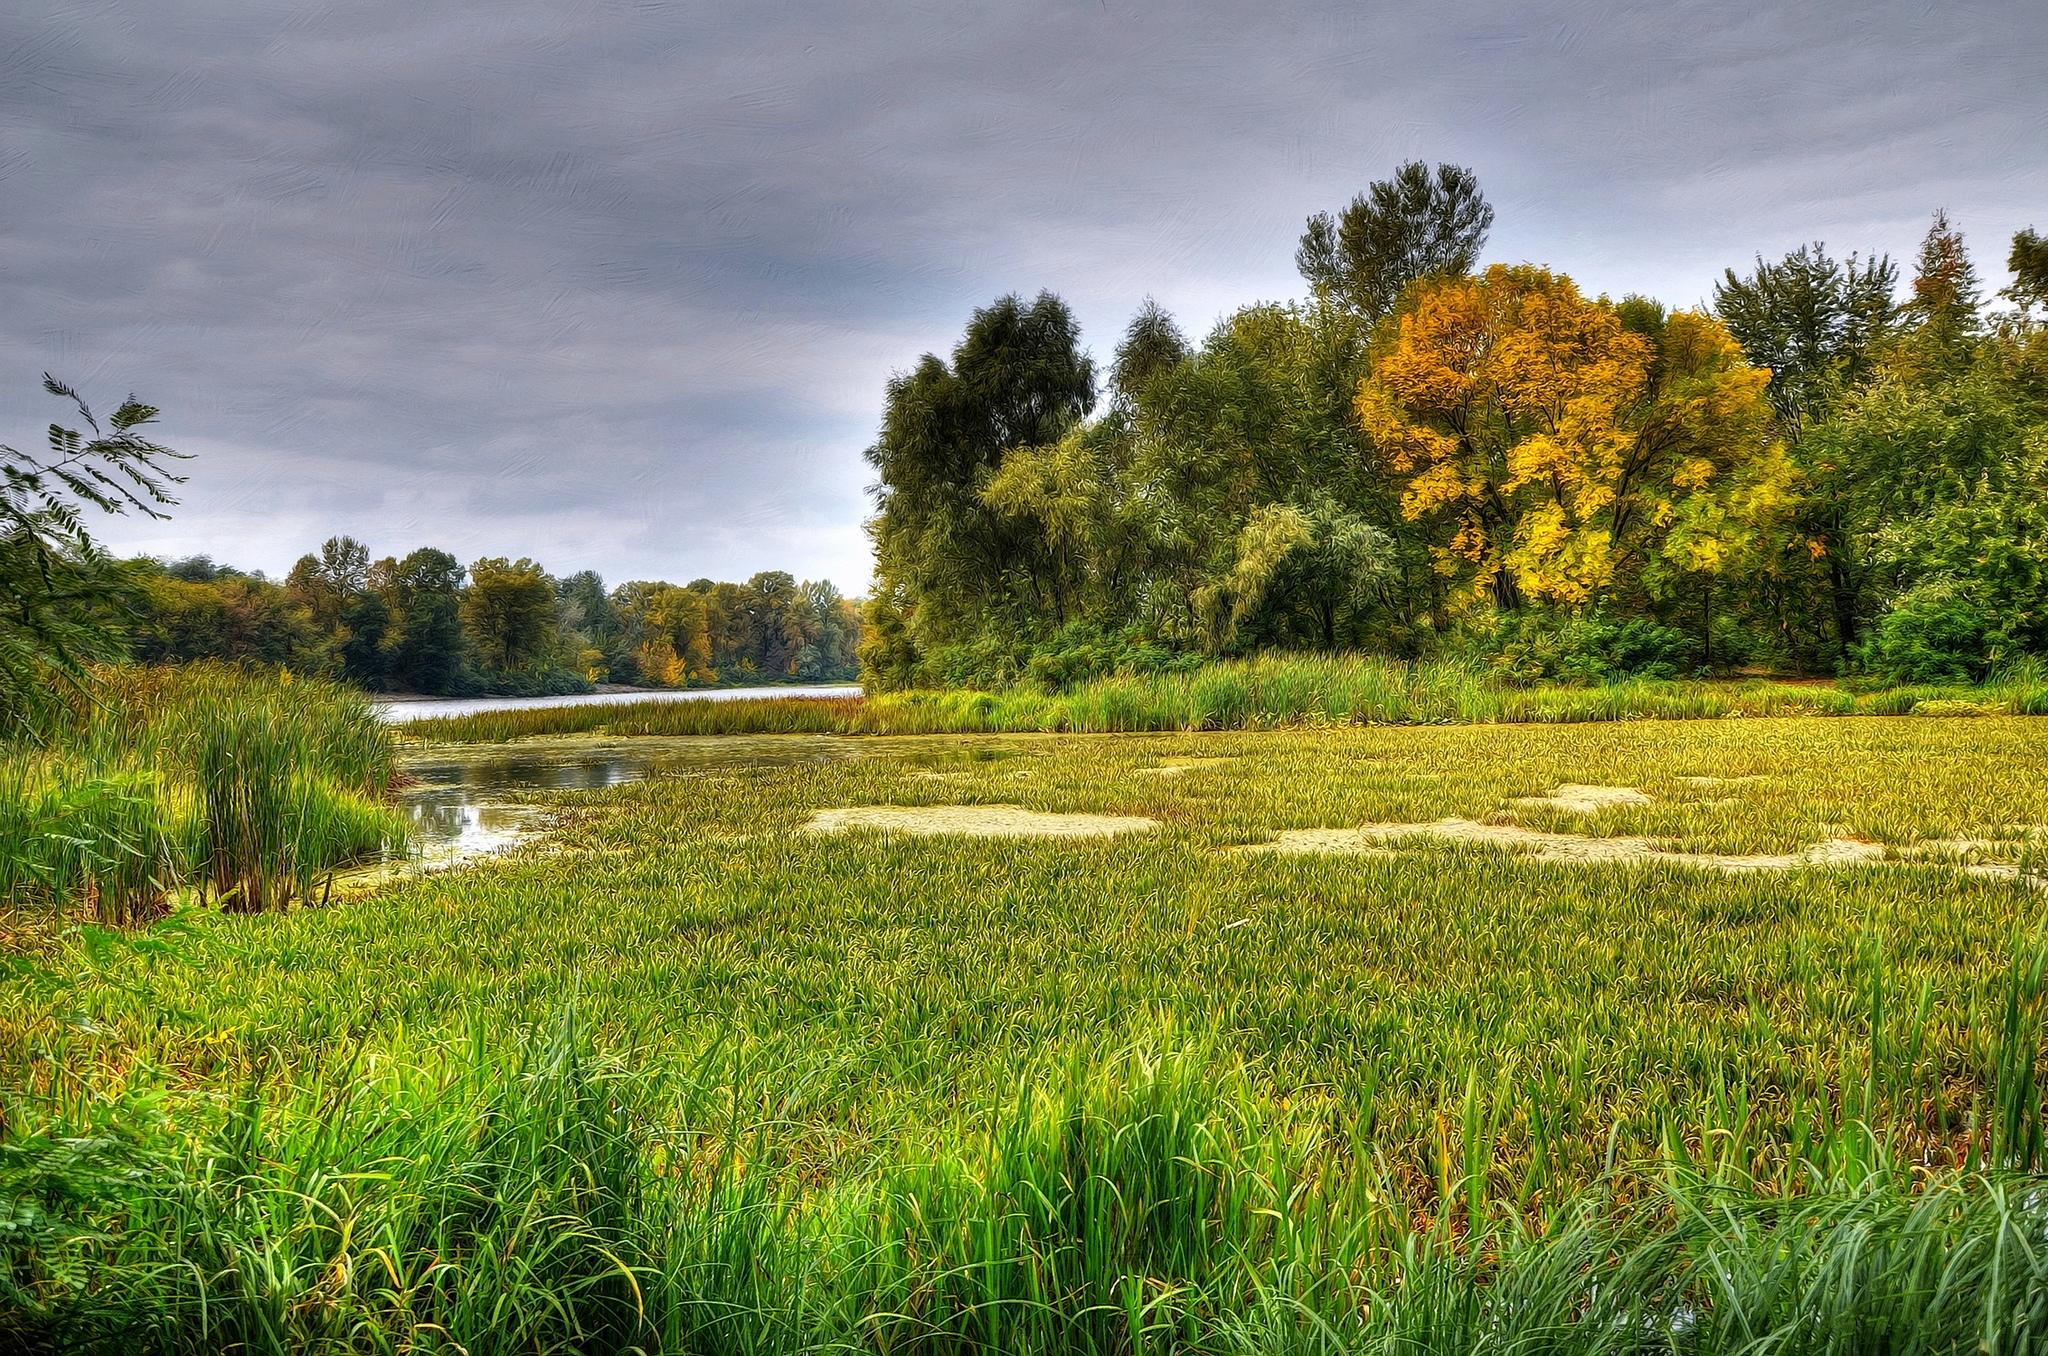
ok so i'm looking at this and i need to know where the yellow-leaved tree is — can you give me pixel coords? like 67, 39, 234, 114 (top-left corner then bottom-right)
1356, 264, 1792, 618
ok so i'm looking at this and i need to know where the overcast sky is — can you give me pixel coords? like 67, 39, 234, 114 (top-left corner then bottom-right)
4, 1, 2042, 593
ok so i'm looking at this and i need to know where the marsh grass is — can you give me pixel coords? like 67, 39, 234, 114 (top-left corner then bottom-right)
8, 1020, 2048, 1354
402, 653, 2048, 744
10, 717, 2048, 1350
0, 664, 405, 921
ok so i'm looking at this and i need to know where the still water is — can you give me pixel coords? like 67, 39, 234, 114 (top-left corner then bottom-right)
395, 734, 885, 866
375, 684, 860, 724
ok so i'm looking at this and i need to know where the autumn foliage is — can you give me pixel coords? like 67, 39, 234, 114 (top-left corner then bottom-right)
1357, 264, 1790, 614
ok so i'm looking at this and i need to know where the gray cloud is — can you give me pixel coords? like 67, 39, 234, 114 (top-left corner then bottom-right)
3, 0, 2042, 590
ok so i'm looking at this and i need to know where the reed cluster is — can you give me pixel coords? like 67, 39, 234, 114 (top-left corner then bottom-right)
1, 663, 405, 922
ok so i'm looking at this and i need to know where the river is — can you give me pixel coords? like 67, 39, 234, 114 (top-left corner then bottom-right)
374, 683, 860, 723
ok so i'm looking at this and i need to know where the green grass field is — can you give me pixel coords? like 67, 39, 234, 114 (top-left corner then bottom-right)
9, 716, 2048, 1350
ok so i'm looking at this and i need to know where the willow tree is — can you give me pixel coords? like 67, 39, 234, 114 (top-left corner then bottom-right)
1356, 265, 1791, 628
863, 292, 1095, 680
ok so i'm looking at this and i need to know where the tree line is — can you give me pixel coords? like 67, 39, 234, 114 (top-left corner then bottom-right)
862, 162, 2048, 690
128, 542, 861, 696
0, 379, 858, 732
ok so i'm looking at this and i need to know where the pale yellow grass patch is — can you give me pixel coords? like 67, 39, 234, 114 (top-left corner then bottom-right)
1513, 784, 1653, 813
1248, 818, 1887, 874
805, 805, 1158, 838
1136, 757, 1238, 778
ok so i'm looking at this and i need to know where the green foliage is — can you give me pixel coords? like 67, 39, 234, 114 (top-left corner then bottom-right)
129, 537, 859, 697
1480, 610, 1703, 682
1296, 159, 1493, 320
1861, 580, 2001, 684
855, 184, 2048, 694
2010, 227, 2048, 313
128, 565, 328, 672
0, 377, 187, 737
1907, 208, 1984, 366
917, 619, 1199, 693
1108, 294, 1189, 403
866, 291, 1097, 657
385, 546, 468, 692
461, 555, 561, 676
1713, 241, 1898, 421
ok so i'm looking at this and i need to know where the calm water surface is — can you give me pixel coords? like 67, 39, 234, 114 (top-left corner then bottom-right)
387, 733, 1020, 870
375, 684, 860, 723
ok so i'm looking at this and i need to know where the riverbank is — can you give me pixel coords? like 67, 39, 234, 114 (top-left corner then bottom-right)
398, 652, 2048, 742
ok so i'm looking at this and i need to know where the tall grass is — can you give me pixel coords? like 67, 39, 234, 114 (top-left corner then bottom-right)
8, 1005, 2048, 1354
0, 664, 404, 922
403, 652, 2048, 743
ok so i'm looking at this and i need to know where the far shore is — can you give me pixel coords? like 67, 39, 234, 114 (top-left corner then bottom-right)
373, 682, 862, 724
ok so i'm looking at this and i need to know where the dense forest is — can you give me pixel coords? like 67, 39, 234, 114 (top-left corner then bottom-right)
863, 162, 2048, 691
126, 543, 861, 696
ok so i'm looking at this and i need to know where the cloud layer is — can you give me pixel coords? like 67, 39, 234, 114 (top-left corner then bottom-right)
4, 0, 2041, 590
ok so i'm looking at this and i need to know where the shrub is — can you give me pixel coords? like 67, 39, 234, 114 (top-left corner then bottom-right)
922, 620, 1200, 693
1861, 580, 2002, 684
1482, 611, 1703, 683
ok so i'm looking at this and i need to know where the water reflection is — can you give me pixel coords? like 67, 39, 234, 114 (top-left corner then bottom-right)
393, 735, 894, 867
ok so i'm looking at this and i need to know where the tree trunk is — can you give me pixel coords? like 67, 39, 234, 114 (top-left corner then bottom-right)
1701, 577, 1712, 669
1827, 555, 1859, 660
1489, 565, 1522, 612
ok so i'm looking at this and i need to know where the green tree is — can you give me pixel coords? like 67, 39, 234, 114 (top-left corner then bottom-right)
865, 292, 1096, 669
461, 556, 557, 673
1801, 367, 2040, 656
1, 376, 185, 733
1200, 494, 1395, 650
129, 565, 325, 670
1714, 243, 1898, 421
285, 535, 371, 630
554, 569, 618, 680
1126, 302, 1418, 642
745, 570, 802, 677
336, 591, 392, 686
1296, 161, 1493, 321
791, 579, 859, 680
388, 548, 468, 693
2008, 228, 2048, 314
613, 580, 712, 685
1109, 297, 1190, 405
1905, 210, 1983, 370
